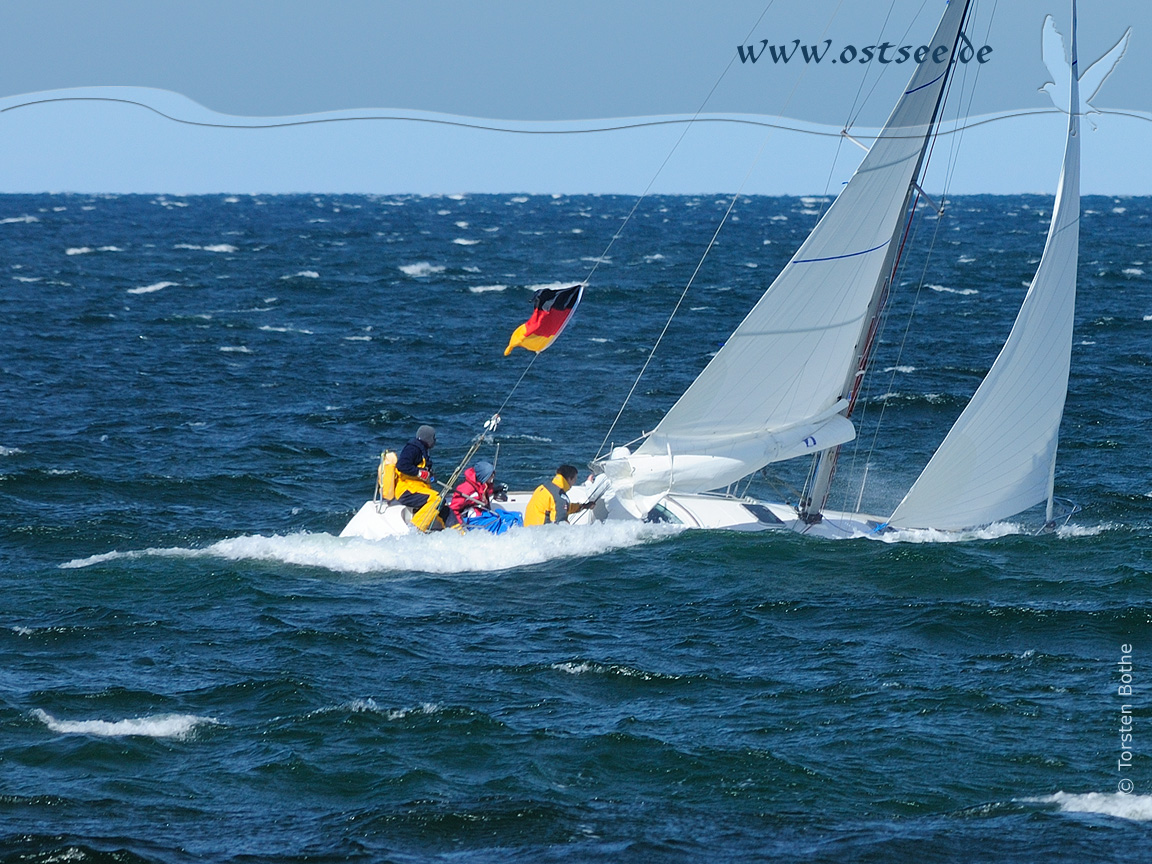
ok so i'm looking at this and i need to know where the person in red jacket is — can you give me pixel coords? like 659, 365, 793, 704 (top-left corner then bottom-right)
450, 461, 495, 522
450, 460, 522, 534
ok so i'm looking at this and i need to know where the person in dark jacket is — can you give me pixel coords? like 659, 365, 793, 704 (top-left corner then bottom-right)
395, 425, 437, 512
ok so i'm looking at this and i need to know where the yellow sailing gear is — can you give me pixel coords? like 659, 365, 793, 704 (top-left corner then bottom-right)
524, 473, 576, 526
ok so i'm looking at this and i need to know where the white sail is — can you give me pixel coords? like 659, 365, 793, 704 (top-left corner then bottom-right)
617, 0, 971, 497
889, 9, 1081, 530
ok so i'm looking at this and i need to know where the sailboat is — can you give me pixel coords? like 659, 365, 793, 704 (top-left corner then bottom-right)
585, 0, 1082, 537
340, 0, 1081, 541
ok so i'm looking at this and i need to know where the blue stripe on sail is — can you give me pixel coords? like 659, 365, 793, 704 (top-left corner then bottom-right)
794, 239, 889, 264
905, 70, 945, 96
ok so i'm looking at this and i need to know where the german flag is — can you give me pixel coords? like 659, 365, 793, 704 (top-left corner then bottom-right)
503, 283, 585, 356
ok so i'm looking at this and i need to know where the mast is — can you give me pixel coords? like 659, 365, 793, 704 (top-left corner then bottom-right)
800, 0, 973, 523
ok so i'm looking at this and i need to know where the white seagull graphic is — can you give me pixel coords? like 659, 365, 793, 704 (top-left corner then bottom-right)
1040, 14, 1131, 127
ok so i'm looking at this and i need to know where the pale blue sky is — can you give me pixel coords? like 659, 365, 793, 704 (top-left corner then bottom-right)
0, 0, 1147, 194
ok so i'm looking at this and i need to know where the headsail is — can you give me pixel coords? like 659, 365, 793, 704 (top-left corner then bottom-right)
607, 0, 972, 507
889, 5, 1081, 530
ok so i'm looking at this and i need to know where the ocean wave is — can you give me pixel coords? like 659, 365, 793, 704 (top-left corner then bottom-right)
280, 270, 320, 279
127, 281, 177, 295
469, 285, 507, 294
929, 285, 979, 295
875, 523, 1026, 543
0, 215, 38, 224
60, 521, 680, 575
550, 661, 680, 681
0, 445, 23, 456
452, 238, 480, 246
1030, 792, 1152, 822
399, 262, 445, 277
174, 243, 238, 253
307, 699, 443, 721
32, 709, 218, 740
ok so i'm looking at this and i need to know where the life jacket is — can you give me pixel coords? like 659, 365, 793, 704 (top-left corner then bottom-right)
377, 451, 398, 501
394, 437, 435, 499
450, 467, 493, 518
524, 473, 572, 526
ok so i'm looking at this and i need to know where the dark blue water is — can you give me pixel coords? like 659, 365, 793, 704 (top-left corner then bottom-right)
2, 193, 1151, 862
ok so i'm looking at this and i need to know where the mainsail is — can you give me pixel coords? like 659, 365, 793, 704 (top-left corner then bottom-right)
890, 7, 1081, 530
606, 0, 972, 511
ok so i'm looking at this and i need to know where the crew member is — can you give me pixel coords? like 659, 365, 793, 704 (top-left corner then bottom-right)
450, 460, 496, 523
524, 464, 593, 526
395, 425, 437, 513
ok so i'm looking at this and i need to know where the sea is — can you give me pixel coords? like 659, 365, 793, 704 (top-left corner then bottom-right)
1, 191, 1151, 863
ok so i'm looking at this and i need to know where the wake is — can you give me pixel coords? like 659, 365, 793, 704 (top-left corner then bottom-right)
60, 521, 681, 575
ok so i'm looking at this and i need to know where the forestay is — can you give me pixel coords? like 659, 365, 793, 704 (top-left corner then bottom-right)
613, 0, 971, 503
890, 8, 1081, 530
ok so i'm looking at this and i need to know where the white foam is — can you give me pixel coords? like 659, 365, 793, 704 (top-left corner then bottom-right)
644, 254, 665, 261
33, 709, 217, 740
958, 255, 976, 263
219, 346, 251, 353
469, 285, 507, 294
0, 445, 23, 456
509, 196, 529, 203
12, 276, 41, 282
524, 281, 572, 293
1056, 522, 1114, 538
344, 336, 372, 341
399, 262, 445, 277
259, 325, 314, 335
930, 285, 979, 295
452, 238, 480, 246
1032, 792, 1152, 821
65, 247, 91, 255
0, 215, 38, 224
1123, 268, 1144, 277
874, 522, 1026, 543
60, 522, 679, 576
98, 246, 123, 252
883, 365, 916, 373
280, 271, 319, 279
174, 243, 237, 253
127, 281, 177, 295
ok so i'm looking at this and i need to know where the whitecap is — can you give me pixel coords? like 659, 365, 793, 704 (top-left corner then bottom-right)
344, 336, 372, 341
33, 709, 218, 740
224, 196, 240, 203
259, 325, 314, 335
455, 221, 469, 229
509, 196, 529, 203
524, 281, 574, 293
958, 255, 976, 263
770, 215, 788, 221
873, 522, 1025, 543
1056, 522, 1115, 538
468, 285, 507, 294
1031, 792, 1152, 822
1123, 268, 1144, 277
127, 281, 177, 295
399, 262, 445, 277
929, 285, 979, 295
203, 244, 237, 253
60, 522, 680, 576
280, 271, 320, 280
1113, 207, 1128, 215
644, 254, 665, 262
12, 276, 40, 283
452, 238, 480, 246
219, 346, 251, 353
883, 365, 915, 373
98, 246, 123, 252
0, 215, 38, 224
0, 446, 24, 456
65, 247, 92, 255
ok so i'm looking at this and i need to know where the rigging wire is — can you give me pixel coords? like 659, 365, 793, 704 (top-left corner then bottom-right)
840, 0, 999, 514
496, 0, 785, 438
595, 0, 849, 461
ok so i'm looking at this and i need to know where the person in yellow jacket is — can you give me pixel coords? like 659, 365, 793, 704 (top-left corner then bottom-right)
395, 425, 438, 512
524, 464, 593, 526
